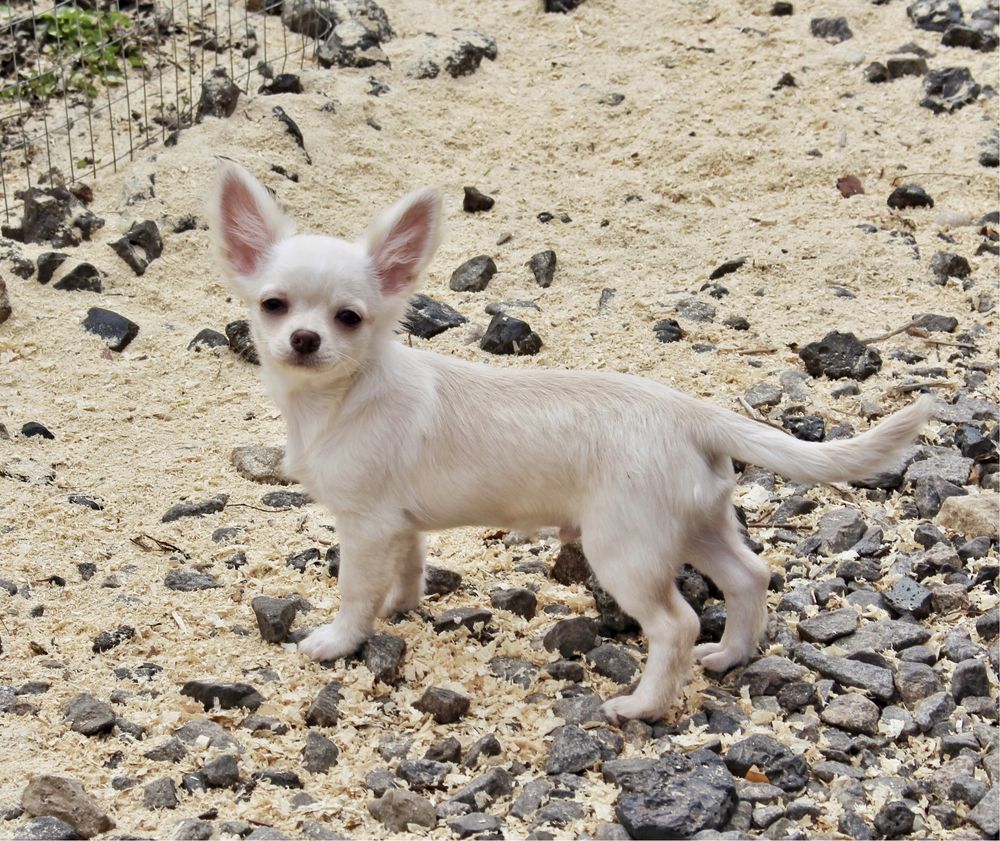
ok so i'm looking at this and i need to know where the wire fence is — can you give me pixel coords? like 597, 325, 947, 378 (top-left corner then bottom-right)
0, 0, 320, 223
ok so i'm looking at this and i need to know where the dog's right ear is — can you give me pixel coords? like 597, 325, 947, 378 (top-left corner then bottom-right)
208, 159, 295, 283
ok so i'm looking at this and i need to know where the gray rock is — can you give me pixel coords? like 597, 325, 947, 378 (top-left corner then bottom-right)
231, 445, 290, 485
530, 250, 557, 287
201, 753, 240, 788
403, 29, 497, 79
0, 278, 10, 325
450, 255, 497, 292
509, 777, 553, 818
653, 318, 684, 343
810, 16, 853, 41
820, 693, 880, 735
552, 542, 591, 584
302, 730, 339, 773
403, 294, 467, 339
396, 759, 451, 790
676, 298, 717, 322
143, 737, 187, 763
884, 577, 932, 619
737, 656, 809, 696
905, 454, 973, 487
543, 617, 599, 658
895, 661, 943, 704
173, 718, 242, 753
161, 493, 228, 523
799, 331, 881, 381
724, 736, 808, 792
907, 0, 963, 31
744, 382, 782, 409
797, 608, 859, 644
449, 812, 501, 837
413, 686, 469, 723
463, 187, 494, 213
490, 587, 537, 619
305, 682, 342, 727
914, 691, 956, 731
180, 681, 263, 712
261, 490, 311, 508
109, 220, 162, 276
489, 656, 537, 688
921, 66, 981, 114
931, 251, 972, 282
361, 633, 406, 685
143, 777, 178, 810
835, 619, 931, 655
449, 767, 513, 809
20, 776, 115, 838
545, 725, 602, 774
585, 643, 639, 684
197, 67, 240, 120
317, 18, 388, 68
81, 307, 139, 352
188, 328, 229, 351
12, 816, 79, 840
817, 508, 867, 554
463, 733, 501, 768
614, 749, 738, 838
172, 819, 213, 839
63, 693, 115, 736
967, 786, 1000, 837
368, 788, 436, 832
433, 607, 493, 635
952, 658, 989, 701
480, 312, 543, 355
424, 565, 461, 596
552, 691, 606, 725
794, 643, 895, 702
251, 596, 296, 643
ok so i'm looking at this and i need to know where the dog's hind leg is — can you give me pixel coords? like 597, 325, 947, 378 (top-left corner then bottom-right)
377, 532, 425, 618
582, 524, 700, 724
689, 509, 770, 674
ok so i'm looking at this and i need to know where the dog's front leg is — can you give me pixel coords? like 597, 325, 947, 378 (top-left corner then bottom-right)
299, 522, 409, 663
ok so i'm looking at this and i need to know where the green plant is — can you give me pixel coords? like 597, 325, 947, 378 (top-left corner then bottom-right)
3, 6, 143, 100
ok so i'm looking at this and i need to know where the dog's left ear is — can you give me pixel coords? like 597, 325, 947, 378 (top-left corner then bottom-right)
365, 188, 442, 297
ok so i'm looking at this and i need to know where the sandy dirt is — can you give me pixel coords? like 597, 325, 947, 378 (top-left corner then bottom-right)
0, 0, 997, 837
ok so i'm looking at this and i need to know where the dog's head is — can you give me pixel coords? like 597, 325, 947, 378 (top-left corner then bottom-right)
208, 160, 442, 381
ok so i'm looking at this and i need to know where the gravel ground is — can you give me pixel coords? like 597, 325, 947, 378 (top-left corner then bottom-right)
0, 0, 997, 838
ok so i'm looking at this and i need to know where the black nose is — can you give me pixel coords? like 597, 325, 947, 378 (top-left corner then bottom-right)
290, 329, 321, 355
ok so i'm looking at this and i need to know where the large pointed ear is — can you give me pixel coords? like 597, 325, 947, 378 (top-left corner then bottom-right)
365, 188, 442, 297
208, 159, 295, 282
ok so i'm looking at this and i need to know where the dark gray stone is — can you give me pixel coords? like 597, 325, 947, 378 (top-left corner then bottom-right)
448, 812, 501, 838
614, 749, 738, 838
676, 298, 716, 323
480, 312, 543, 355
914, 690, 956, 731
180, 681, 263, 712
585, 643, 639, 684
305, 682, 342, 727
109, 220, 162, 276
653, 318, 684, 343
201, 753, 240, 788
251, 596, 296, 643
530, 250, 557, 287
12, 816, 79, 840
836, 619, 931, 655
162, 493, 228, 522
545, 725, 602, 774
887, 56, 928, 78
810, 16, 853, 41
368, 788, 436, 832
724, 736, 807, 792
489, 656, 537, 688
952, 658, 989, 701
543, 617, 599, 658
797, 608, 858, 644
413, 686, 469, 723
402, 294, 466, 339
302, 730, 339, 773
433, 607, 493, 635
143, 777, 178, 810
164, 570, 221, 591
816, 508, 867, 553
317, 19, 388, 68
821, 693, 880, 735
448, 767, 513, 809
82, 307, 139, 352
798, 331, 881, 380
968, 786, 999, 837
907, 0, 963, 31
885, 577, 933, 618
424, 565, 461, 596
397, 759, 451, 790
450, 255, 497, 292
197, 67, 240, 121
794, 643, 895, 701
887, 183, 934, 210
895, 661, 943, 704
490, 587, 537, 619
921, 66, 981, 113
463, 186, 494, 213
552, 542, 590, 584
361, 633, 406, 684
64, 693, 115, 736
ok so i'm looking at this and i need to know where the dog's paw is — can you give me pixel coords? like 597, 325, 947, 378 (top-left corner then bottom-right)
298, 624, 364, 663
693, 642, 743, 674
601, 694, 665, 725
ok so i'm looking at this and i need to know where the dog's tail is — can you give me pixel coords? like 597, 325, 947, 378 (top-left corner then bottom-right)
703, 395, 935, 484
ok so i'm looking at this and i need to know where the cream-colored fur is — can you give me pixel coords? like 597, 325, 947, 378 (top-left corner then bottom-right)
209, 160, 934, 722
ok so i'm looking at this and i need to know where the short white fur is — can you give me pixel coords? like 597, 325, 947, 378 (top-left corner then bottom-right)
209, 160, 935, 722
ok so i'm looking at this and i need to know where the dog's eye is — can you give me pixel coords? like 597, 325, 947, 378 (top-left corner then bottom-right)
336, 309, 362, 328
261, 298, 287, 314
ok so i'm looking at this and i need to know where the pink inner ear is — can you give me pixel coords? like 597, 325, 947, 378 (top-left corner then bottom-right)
221, 176, 270, 277
374, 200, 434, 296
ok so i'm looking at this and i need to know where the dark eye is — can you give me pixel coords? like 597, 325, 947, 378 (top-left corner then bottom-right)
261, 298, 287, 314
336, 309, 362, 327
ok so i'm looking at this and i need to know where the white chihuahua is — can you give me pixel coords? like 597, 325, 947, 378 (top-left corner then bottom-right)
209, 160, 933, 722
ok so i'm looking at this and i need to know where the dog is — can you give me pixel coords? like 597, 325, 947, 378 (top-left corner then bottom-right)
208, 160, 933, 722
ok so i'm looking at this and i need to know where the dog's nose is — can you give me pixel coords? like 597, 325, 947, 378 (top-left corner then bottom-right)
290, 329, 321, 355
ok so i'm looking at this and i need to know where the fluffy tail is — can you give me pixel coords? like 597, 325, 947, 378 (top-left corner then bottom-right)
704, 395, 935, 484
